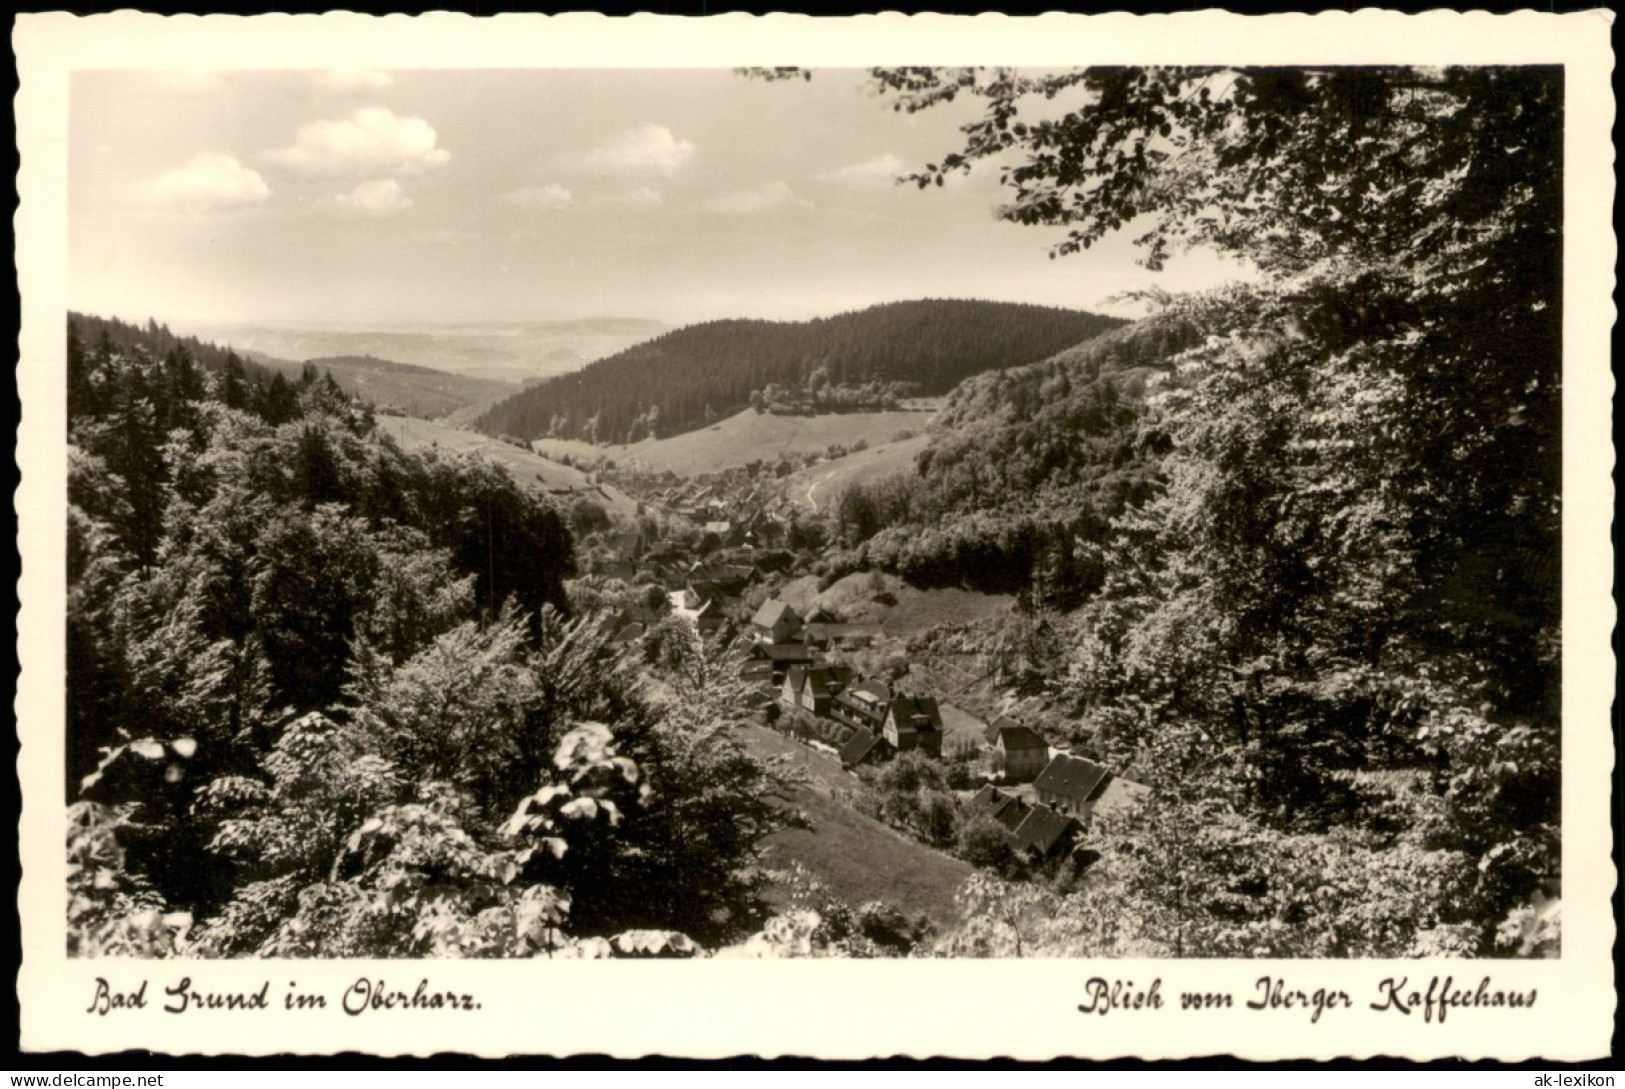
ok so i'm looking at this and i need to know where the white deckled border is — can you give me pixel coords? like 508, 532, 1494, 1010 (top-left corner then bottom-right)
14, 9, 1616, 1061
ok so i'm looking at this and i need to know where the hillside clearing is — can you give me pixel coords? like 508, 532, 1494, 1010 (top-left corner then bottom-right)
777, 572, 1014, 637
741, 725, 973, 927
533, 405, 938, 477
375, 415, 639, 519
785, 432, 933, 512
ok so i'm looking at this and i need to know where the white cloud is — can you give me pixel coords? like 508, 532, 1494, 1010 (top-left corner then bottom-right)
323, 179, 413, 218
703, 181, 810, 215
139, 153, 271, 212
814, 153, 906, 191
268, 107, 450, 177
500, 184, 573, 212
575, 125, 695, 178
312, 69, 394, 93
593, 187, 665, 209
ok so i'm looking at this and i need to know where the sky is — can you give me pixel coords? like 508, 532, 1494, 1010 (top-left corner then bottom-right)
70, 68, 1250, 329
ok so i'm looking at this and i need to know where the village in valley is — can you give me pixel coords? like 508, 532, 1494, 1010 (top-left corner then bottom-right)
552, 449, 1153, 896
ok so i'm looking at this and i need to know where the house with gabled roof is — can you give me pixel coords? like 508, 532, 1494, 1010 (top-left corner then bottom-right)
782, 663, 854, 717
781, 665, 810, 710
967, 784, 1033, 833
743, 640, 818, 686
1032, 752, 1109, 816
982, 720, 1050, 783
689, 562, 753, 602
838, 726, 892, 770
981, 714, 1023, 746
832, 678, 892, 733
749, 598, 804, 644
881, 696, 943, 758
1032, 752, 1148, 824
1010, 804, 1082, 860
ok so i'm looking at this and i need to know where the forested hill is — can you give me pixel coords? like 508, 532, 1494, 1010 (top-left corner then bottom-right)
830, 315, 1200, 602
266, 354, 515, 420
70, 312, 290, 399
66, 312, 577, 794
474, 299, 1125, 445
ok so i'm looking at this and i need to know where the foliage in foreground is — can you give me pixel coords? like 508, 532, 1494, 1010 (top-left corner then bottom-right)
824, 64, 1561, 956
66, 322, 797, 957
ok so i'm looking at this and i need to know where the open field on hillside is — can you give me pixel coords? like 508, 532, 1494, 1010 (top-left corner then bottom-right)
375, 415, 639, 519
785, 432, 934, 512
532, 405, 938, 477
937, 702, 990, 748
740, 724, 973, 927
741, 720, 864, 798
777, 572, 1014, 637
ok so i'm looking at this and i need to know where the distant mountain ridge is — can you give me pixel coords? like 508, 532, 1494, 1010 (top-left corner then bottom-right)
474, 299, 1126, 447
180, 319, 669, 386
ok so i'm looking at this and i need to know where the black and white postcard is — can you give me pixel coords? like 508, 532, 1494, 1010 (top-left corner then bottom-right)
13, 9, 1616, 1060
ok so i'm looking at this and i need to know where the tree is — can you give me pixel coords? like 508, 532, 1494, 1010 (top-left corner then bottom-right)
957, 815, 1018, 874
218, 351, 251, 411
258, 372, 300, 425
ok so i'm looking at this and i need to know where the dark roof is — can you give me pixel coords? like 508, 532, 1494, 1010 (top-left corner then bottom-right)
844, 679, 892, 706
803, 664, 853, 699
839, 728, 889, 769
982, 714, 1023, 745
887, 697, 942, 732
1032, 752, 1111, 804
968, 784, 1009, 813
995, 724, 1048, 751
993, 799, 1031, 832
751, 599, 801, 631
1012, 804, 1080, 855
967, 784, 1030, 831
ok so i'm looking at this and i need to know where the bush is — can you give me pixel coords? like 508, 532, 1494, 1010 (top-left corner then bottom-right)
957, 815, 1019, 874
945, 760, 979, 791
917, 790, 960, 847
855, 900, 930, 954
